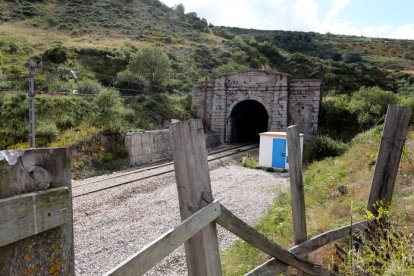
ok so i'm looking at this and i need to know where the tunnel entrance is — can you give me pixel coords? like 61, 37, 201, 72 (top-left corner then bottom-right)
230, 100, 268, 143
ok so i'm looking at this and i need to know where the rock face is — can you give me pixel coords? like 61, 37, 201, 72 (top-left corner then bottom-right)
192, 69, 321, 142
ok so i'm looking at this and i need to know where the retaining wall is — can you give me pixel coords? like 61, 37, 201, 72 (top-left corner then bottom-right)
125, 130, 172, 166
125, 129, 220, 166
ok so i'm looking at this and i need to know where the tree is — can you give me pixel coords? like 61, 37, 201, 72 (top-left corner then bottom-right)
127, 46, 172, 89
173, 3, 185, 14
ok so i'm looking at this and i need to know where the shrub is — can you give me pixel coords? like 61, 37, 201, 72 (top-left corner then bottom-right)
350, 86, 399, 129
56, 115, 75, 130
402, 96, 414, 124
36, 122, 60, 143
212, 61, 248, 77
115, 69, 149, 94
127, 46, 172, 88
42, 46, 68, 64
319, 95, 358, 140
242, 155, 259, 169
304, 135, 348, 163
344, 52, 361, 63
90, 88, 124, 130
331, 52, 342, 61
78, 79, 103, 95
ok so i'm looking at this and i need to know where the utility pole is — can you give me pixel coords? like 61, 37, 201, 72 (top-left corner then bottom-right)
28, 59, 42, 148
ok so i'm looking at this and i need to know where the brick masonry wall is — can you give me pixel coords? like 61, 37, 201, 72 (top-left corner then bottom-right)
192, 70, 321, 142
288, 79, 322, 140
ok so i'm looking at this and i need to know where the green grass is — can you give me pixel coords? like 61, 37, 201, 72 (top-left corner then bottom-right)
221, 126, 414, 275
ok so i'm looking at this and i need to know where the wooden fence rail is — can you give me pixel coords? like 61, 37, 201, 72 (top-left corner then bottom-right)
0, 187, 70, 248
104, 200, 221, 276
0, 148, 74, 275
247, 219, 371, 275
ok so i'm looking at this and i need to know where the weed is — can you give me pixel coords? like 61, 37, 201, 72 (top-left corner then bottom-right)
242, 155, 259, 169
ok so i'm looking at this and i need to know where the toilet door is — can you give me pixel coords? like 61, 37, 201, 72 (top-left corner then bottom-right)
272, 138, 286, 169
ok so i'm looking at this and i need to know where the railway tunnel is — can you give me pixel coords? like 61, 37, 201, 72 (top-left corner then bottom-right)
230, 100, 268, 143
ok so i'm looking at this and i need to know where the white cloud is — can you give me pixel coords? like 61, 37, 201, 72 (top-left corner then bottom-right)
388, 24, 414, 39
160, 0, 414, 39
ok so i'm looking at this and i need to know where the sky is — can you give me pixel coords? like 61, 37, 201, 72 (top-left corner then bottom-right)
160, 0, 414, 39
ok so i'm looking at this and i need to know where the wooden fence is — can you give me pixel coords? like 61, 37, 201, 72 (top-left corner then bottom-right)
0, 148, 74, 275
0, 104, 411, 275
105, 105, 411, 276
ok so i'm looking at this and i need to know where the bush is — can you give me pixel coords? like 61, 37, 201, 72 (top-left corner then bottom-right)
90, 88, 124, 130
319, 95, 358, 140
242, 155, 259, 169
115, 70, 149, 94
402, 96, 414, 124
36, 122, 60, 143
344, 52, 361, 63
304, 135, 348, 163
350, 86, 399, 129
78, 79, 103, 95
127, 46, 172, 88
212, 61, 248, 77
331, 52, 342, 61
42, 46, 68, 64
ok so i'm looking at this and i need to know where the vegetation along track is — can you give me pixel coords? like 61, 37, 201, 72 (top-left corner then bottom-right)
72, 143, 258, 198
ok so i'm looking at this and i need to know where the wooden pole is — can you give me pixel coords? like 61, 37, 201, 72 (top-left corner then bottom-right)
287, 125, 307, 244
367, 105, 412, 214
287, 125, 308, 276
170, 119, 222, 275
0, 148, 74, 275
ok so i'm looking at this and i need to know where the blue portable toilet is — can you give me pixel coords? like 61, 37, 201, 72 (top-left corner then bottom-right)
258, 132, 303, 170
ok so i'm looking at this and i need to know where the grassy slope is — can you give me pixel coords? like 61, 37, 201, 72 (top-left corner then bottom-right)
1, 0, 414, 92
216, 27, 414, 71
221, 127, 414, 275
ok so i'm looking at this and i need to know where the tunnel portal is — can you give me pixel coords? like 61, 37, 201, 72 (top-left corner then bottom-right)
230, 100, 268, 143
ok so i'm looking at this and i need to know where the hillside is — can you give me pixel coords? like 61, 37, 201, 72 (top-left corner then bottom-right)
1, 0, 414, 94
0, 0, 413, 153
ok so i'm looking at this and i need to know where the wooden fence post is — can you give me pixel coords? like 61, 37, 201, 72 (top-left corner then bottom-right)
0, 148, 74, 275
287, 125, 307, 244
170, 120, 222, 275
287, 125, 308, 276
367, 105, 412, 214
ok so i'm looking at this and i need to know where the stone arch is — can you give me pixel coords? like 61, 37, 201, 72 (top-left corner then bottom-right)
226, 98, 270, 143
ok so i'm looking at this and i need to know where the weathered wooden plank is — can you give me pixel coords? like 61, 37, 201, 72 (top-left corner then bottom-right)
170, 119, 222, 275
0, 148, 74, 276
246, 220, 370, 276
287, 125, 308, 276
0, 187, 70, 248
104, 200, 221, 276
287, 125, 307, 245
216, 204, 334, 276
367, 105, 411, 214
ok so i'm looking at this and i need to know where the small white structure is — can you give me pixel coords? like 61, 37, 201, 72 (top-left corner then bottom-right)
259, 132, 304, 170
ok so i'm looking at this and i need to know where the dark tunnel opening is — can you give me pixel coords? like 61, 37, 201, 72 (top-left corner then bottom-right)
230, 100, 268, 143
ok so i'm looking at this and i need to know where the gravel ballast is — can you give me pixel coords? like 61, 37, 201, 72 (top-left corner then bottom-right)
73, 154, 289, 275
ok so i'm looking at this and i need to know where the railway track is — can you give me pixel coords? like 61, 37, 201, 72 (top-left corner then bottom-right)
72, 143, 258, 198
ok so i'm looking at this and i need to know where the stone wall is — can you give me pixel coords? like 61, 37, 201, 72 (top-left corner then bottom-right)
288, 79, 322, 139
192, 69, 321, 142
125, 129, 172, 166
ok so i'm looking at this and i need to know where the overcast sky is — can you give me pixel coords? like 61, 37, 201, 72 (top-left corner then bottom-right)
160, 0, 414, 39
